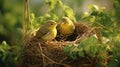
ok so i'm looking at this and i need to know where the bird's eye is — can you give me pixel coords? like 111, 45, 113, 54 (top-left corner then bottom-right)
62, 19, 65, 22
62, 19, 67, 22
51, 23, 54, 25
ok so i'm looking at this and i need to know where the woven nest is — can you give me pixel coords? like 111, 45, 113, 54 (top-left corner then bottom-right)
24, 23, 99, 67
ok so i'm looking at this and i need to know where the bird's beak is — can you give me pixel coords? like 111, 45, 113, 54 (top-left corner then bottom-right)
57, 22, 61, 25
61, 22, 64, 24
58, 21, 64, 24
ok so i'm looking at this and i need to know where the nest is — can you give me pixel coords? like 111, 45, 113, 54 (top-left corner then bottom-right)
23, 23, 99, 67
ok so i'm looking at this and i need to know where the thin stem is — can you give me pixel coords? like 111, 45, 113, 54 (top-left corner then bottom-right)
22, 0, 30, 44
22, 0, 27, 44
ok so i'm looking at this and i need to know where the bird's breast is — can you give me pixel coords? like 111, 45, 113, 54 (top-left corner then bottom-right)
60, 24, 74, 35
41, 28, 57, 41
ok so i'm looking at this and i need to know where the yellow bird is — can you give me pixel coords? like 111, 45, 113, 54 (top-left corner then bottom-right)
35, 20, 57, 41
57, 17, 75, 36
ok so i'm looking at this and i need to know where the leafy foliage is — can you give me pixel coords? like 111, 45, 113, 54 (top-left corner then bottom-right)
0, 0, 23, 44
64, 36, 108, 60
28, 0, 76, 37
45, 0, 76, 21
64, 0, 120, 66
0, 41, 24, 67
64, 36, 99, 59
108, 40, 120, 67
30, 0, 76, 26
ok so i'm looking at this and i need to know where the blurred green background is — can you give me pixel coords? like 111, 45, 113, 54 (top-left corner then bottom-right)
0, 0, 23, 45
0, 0, 120, 67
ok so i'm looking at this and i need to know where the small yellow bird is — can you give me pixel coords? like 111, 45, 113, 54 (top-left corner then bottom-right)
57, 17, 75, 36
35, 20, 57, 41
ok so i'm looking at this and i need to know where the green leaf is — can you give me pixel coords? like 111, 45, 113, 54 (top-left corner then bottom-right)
69, 51, 77, 59
88, 4, 99, 11
64, 45, 71, 53
89, 45, 97, 57
108, 60, 118, 67
63, 5, 76, 22
89, 16, 96, 22
0, 41, 11, 52
30, 13, 35, 23
46, 0, 58, 10
78, 48, 84, 57
78, 36, 99, 56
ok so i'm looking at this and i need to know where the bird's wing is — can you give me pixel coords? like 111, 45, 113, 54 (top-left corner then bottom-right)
70, 22, 75, 30
56, 24, 60, 30
40, 27, 49, 35
36, 26, 49, 38
56, 24, 61, 34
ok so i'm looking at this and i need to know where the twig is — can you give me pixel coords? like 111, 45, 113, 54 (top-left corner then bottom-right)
59, 57, 68, 63
22, 0, 27, 44
38, 43, 46, 67
79, 64, 92, 67
38, 43, 68, 67
41, 51, 56, 63
22, 0, 30, 45
38, 43, 57, 64
74, 27, 95, 44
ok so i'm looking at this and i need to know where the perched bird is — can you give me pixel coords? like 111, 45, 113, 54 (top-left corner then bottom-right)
35, 20, 57, 41
57, 17, 75, 36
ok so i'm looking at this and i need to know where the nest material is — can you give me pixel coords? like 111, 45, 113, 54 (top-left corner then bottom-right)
24, 23, 98, 67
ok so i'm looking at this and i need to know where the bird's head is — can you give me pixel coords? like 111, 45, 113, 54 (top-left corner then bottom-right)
60, 17, 72, 25
45, 20, 57, 29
